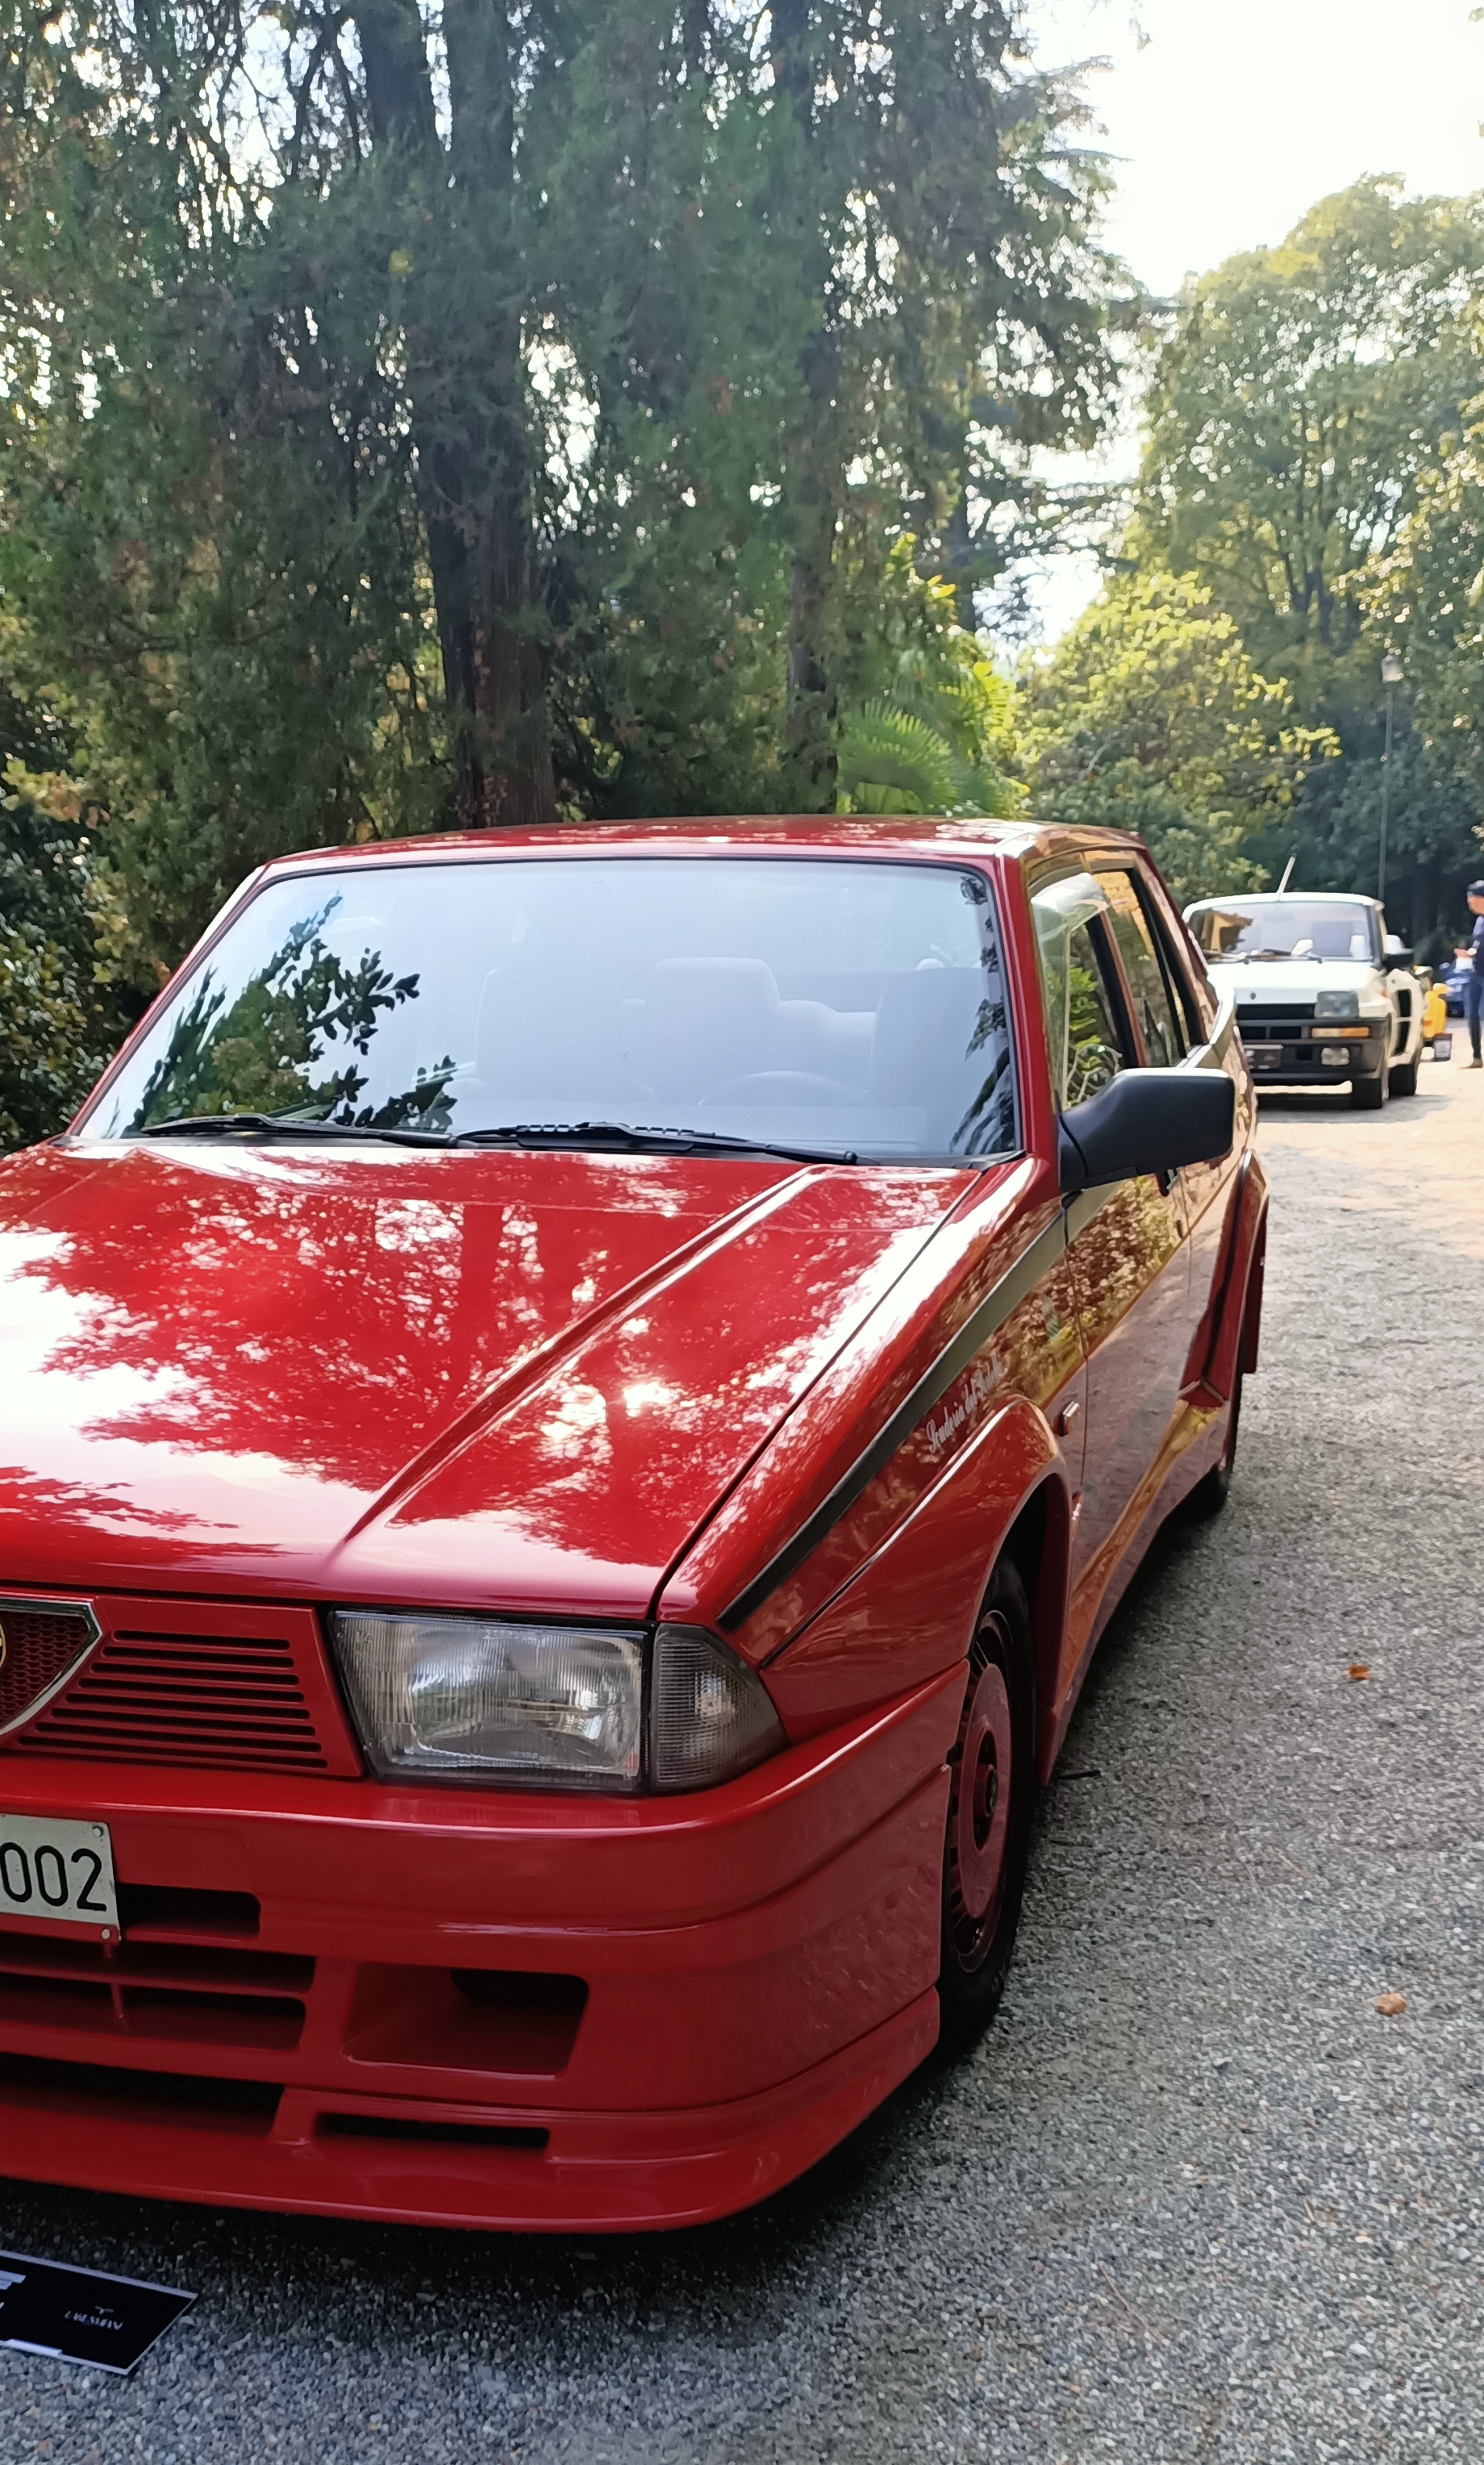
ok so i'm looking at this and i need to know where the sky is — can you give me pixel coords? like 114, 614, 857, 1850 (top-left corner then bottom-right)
1015, 0, 1484, 640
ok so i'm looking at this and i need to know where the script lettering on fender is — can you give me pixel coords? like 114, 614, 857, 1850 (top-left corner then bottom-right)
923, 1353, 1002, 1458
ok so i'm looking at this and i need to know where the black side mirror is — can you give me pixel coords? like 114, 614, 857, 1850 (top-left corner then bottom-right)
1385, 945, 1415, 971
1059, 1069, 1236, 1197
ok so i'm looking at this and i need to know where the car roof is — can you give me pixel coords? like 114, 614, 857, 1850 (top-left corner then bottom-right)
255, 815, 1153, 880
1186, 889, 1380, 911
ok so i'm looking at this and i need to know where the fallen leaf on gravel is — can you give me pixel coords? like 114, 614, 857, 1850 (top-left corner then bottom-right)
1348, 1663, 1371, 1681
1376, 1992, 1407, 2017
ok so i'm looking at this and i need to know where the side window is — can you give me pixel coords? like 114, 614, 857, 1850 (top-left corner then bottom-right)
1144, 875, 1215, 1041
1032, 873, 1133, 1109
1100, 870, 1186, 1066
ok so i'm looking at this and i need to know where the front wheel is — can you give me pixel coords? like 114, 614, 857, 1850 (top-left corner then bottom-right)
1390, 1054, 1419, 1098
937, 1558, 1036, 2054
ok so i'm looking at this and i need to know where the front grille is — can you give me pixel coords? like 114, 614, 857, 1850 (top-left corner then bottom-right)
0, 1870, 589, 2159
2, 1595, 363, 1777
1237, 1000, 1316, 1023
0, 1925, 313, 2054
0, 2050, 282, 2131
0, 1604, 98, 1736
17, 1631, 328, 1771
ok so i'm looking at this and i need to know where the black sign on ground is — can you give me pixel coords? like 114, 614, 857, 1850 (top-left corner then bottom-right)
0, 2250, 194, 2375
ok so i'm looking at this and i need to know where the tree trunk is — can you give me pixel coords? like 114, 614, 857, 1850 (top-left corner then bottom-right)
941, 490, 976, 629
772, 0, 837, 811
353, 0, 556, 829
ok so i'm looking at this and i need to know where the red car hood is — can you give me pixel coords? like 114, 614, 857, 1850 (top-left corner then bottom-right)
0, 1141, 975, 1616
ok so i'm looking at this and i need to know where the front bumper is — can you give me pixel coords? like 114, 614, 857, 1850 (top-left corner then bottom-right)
0, 1674, 958, 2232
1244, 1029, 1386, 1087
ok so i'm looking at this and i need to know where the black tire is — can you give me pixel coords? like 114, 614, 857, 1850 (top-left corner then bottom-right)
1390, 1054, 1419, 1098
1188, 1347, 1244, 1518
937, 1557, 1036, 2054
1350, 1065, 1387, 1110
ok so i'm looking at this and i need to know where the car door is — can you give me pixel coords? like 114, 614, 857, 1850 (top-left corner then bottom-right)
1135, 865, 1247, 1379
1097, 862, 1209, 1368
1029, 867, 1190, 1597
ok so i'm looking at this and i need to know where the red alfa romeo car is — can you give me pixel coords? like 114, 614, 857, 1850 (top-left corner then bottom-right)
0, 817, 1264, 2232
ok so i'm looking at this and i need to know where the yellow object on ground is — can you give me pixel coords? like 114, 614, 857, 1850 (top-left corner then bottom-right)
1423, 982, 1449, 1043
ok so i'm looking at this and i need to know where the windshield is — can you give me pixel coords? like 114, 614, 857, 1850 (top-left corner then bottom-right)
1189, 899, 1378, 964
82, 855, 1018, 1162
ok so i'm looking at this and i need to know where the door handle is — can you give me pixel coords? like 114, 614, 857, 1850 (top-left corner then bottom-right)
1054, 1398, 1081, 1437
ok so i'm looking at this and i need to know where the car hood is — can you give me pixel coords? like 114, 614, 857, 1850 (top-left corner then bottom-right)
1213, 957, 1385, 1005
0, 1139, 979, 1616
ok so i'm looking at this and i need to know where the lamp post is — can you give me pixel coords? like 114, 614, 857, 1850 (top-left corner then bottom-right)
1378, 650, 1403, 906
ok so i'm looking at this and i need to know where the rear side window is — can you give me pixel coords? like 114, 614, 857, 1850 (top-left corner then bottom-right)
1099, 870, 1186, 1066
1031, 873, 1133, 1109
1140, 873, 1213, 1041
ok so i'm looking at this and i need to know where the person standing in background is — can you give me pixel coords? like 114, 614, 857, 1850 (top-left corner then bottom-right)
1466, 882, 1484, 1067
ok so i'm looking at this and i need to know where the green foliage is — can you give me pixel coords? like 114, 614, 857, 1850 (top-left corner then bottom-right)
0, 924, 102, 1149
125, 908, 432, 1132
1015, 570, 1332, 902
0, 670, 131, 1146
1, 115, 452, 967
833, 540, 1019, 815
1137, 178, 1484, 704
1128, 178, 1484, 933
837, 704, 978, 816
1364, 344, 1484, 933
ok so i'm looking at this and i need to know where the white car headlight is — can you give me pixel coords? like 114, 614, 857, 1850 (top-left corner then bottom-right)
328, 1612, 785, 1794
1314, 988, 1361, 1021
330, 1612, 645, 1789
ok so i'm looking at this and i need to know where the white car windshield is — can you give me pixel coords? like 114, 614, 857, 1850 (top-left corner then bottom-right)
1190, 899, 1378, 964
83, 854, 1019, 1162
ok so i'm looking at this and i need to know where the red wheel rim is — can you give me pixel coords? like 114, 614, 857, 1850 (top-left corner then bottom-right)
946, 1613, 1015, 1973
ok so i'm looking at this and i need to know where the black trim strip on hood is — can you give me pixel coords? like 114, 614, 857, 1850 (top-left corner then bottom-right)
718, 1209, 1075, 1634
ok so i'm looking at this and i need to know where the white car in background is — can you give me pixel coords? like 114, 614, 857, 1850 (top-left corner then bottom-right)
1183, 891, 1424, 1110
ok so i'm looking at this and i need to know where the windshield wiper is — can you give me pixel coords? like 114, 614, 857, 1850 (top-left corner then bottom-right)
135, 1112, 452, 1148
450, 1120, 859, 1166
135, 1112, 859, 1165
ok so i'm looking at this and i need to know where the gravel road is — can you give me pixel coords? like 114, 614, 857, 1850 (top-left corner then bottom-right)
4, 1053, 1482, 2465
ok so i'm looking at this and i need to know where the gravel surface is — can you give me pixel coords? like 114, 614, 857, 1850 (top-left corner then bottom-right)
3, 1054, 1482, 2465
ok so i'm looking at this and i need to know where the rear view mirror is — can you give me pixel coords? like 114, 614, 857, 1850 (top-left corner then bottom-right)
1385, 942, 1415, 970
1058, 1069, 1236, 1197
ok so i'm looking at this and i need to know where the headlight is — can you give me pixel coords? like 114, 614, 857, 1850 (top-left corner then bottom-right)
330, 1612, 644, 1789
328, 1612, 785, 1794
1314, 988, 1360, 1021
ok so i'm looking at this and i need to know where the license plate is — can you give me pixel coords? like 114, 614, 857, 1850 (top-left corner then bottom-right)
0, 1815, 119, 1933
1244, 1042, 1283, 1067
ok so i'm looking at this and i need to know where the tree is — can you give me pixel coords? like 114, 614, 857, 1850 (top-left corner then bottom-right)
1137, 178, 1484, 711
1363, 357, 1484, 944
1015, 569, 1332, 903
0, 661, 131, 1146
1, 0, 450, 967
1128, 177, 1484, 916
758, 1, 1132, 806
1, 0, 1135, 1030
